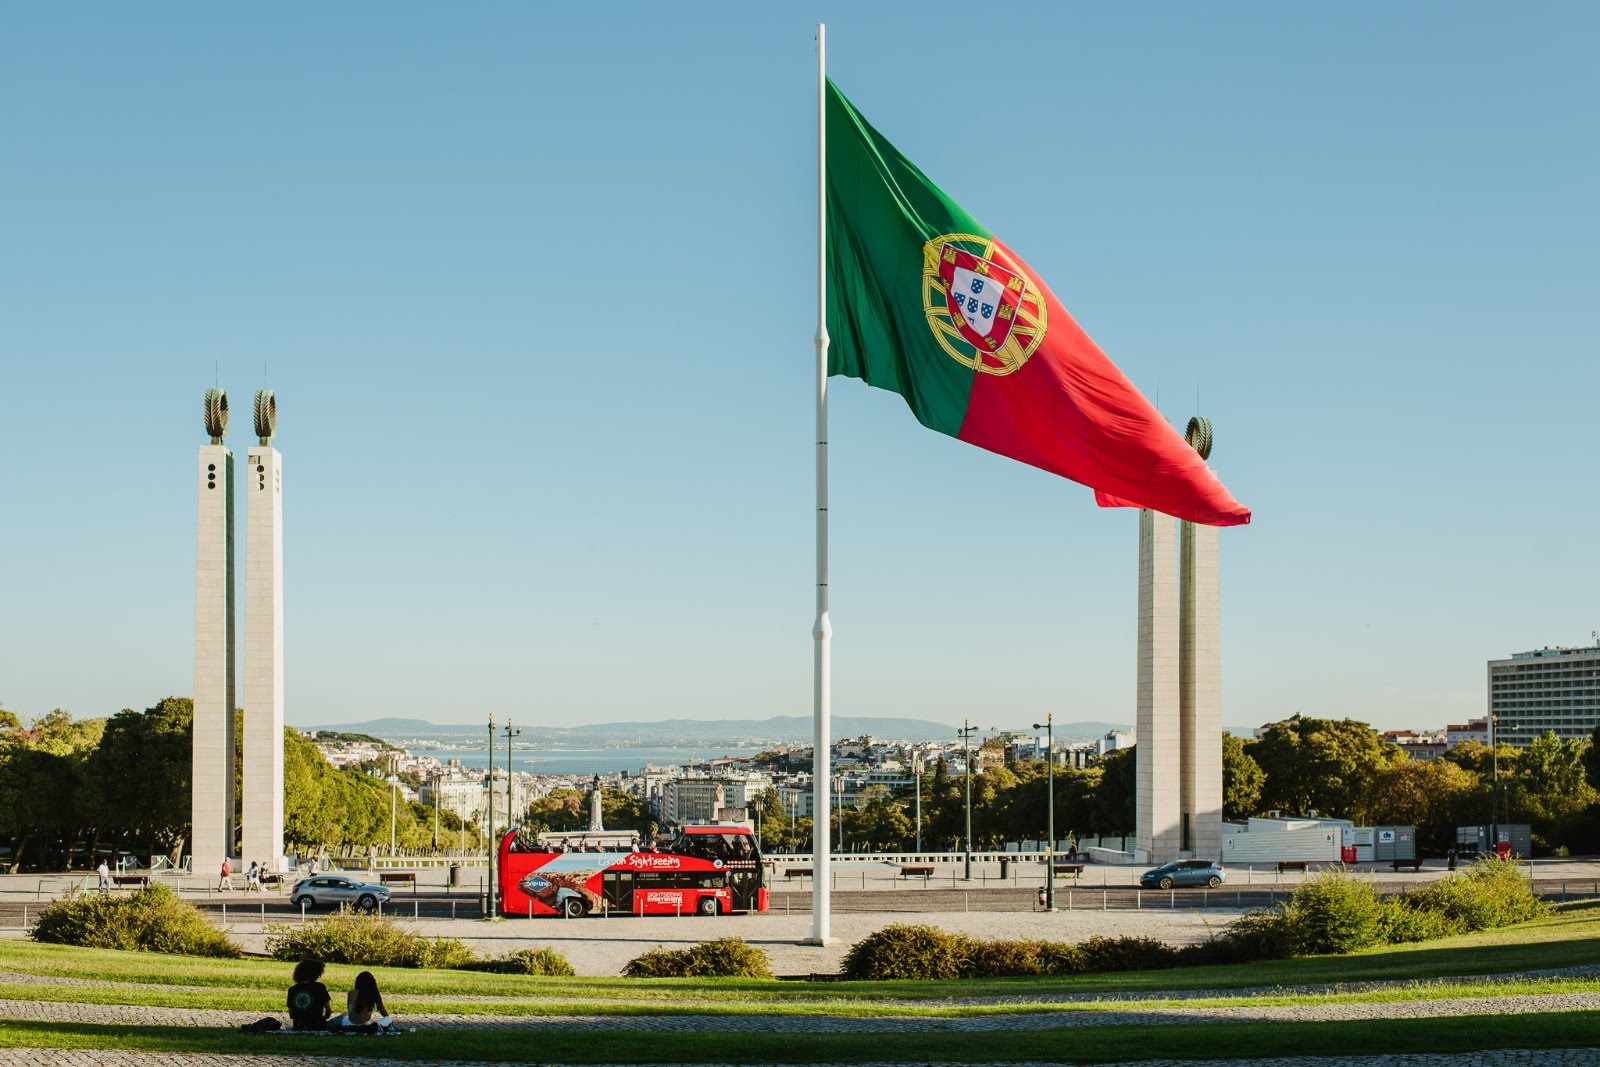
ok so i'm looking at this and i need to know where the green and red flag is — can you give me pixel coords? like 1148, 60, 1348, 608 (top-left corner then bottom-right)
825, 80, 1250, 527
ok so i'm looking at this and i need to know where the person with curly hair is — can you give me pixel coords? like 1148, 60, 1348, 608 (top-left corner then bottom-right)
286, 958, 332, 1031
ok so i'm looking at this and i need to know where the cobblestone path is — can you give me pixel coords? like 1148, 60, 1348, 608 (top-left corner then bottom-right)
0, 1047, 1597, 1066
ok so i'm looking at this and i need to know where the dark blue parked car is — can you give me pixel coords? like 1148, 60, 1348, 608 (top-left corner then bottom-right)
1140, 859, 1225, 889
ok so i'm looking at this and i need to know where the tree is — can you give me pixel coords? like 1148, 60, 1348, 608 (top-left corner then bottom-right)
0, 709, 103, 870
86, 697, 194, 865
1221, 733, 1265, 821
1510, 732, 1597, 837
1582, 723, 1600, 792
1443, 739, 1518, 780
1091, 747, 1135, 834
1354, 758, 1478, 850
524, 788, 586, 834
851, 786, 912, 850
1249, 715, 1402, 819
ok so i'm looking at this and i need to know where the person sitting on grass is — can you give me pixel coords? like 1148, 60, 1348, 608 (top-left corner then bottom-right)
330, 970, 391, 1030
286, 958, 332, 1031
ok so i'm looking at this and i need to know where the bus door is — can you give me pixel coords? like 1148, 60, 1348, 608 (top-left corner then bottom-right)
601, 870, 634, 914
727, 864, 761, 910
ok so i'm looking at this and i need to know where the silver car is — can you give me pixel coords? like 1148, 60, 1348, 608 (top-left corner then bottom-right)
288, 875, 391, 913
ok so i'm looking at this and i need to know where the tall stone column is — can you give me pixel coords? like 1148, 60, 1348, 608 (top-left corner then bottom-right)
1180, 519, 1222, 858
193, 389, 237, 876
243, 391, 285, 871
1135, 508, 1180, 864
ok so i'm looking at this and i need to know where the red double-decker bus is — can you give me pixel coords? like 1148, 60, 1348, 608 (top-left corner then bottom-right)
498, 825, 768, 918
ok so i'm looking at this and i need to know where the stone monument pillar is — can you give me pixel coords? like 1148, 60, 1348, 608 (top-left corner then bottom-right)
1180, 515, 1222, 859
193, 388, 237, 875
589, 774, 604, 832
243, 390, 285, 871
1136, 416, 1225, 864
1135, 508, 1180, 863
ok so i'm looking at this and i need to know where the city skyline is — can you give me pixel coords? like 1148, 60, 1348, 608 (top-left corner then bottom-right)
4, 5, 1597, 732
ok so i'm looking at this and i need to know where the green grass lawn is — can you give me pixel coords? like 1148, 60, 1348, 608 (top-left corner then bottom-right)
0, 903, 1597, 1061
4, 1013, 1600, 1064
3, 902, 1598, 1006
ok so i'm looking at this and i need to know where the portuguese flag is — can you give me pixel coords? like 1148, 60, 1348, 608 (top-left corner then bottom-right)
826, 81, 1250, 527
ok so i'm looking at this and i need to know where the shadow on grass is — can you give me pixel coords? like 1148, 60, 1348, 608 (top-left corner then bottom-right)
4, 1013, 1600, 1063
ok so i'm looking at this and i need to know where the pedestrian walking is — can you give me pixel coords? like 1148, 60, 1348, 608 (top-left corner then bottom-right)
245, 861, 259, 891
96, 860, 110, 890
218, 858, 233, 891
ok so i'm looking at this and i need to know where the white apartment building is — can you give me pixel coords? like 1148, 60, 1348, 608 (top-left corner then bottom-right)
1488, 645, 1600, 745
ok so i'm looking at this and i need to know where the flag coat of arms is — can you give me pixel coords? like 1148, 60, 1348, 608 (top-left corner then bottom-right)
825, 80, 1250, 527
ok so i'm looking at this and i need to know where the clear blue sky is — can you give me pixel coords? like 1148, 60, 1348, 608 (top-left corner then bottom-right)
3, 4, 1595, 733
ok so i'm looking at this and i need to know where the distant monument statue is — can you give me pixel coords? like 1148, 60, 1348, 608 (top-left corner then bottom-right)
588, 774, 604, 832
1135, 416, 1223, 865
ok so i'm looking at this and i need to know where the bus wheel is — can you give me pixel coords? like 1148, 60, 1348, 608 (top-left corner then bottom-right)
697, 897, 720, 917
562, 897, 586, 919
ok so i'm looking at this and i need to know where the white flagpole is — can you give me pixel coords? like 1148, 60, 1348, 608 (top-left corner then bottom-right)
807, 21, 833, 947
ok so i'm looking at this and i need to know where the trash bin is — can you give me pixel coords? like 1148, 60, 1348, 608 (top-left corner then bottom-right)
449, 864, 460, 888
999, 857, 1010, 880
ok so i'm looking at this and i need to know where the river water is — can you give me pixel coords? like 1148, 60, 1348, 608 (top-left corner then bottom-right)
402, 745, 760, 776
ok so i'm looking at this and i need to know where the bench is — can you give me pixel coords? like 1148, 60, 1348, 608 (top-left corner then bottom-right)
260, 873, 284, 888
111, 873, 146, 887
1276, 860, 1309, 873
897, 865, 935, 878
784, 868, 812, 879
378, 871, 417, 887
1390, 857, 1424, 872
1052, 863, 1085, 878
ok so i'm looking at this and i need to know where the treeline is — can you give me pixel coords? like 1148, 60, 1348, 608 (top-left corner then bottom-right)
749, 715, 1600, 856
0, 698, 477, 872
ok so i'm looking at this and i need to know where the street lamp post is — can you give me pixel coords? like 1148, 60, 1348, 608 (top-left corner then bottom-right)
752, 796, 764, 849
914, 754, 922, 854
834, 775, 845, 852
388, 775, 399, 853
486, 712, 497, 920
958, 720, 981, 880
1032, 712, 1055, 911
1490, 713, 1516, 859
502, 717, 522, 841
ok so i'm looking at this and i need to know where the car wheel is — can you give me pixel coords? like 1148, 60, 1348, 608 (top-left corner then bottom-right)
562, 897, 586, 919
357, 894, 377, 914
697, 896, 720, 917
296, 896, 315, 910
1207, 875, 1222, 888
1158, 876, 1174, 890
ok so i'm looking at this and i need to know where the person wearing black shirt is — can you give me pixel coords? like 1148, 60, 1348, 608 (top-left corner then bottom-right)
286, 958, 332, 1030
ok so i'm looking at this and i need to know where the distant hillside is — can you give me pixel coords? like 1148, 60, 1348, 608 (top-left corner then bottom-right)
309, 717, 451, 738
310, 715, 957, 745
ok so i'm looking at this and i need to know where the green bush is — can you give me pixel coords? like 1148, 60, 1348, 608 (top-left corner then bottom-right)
622, 938, 774, 979
30, 885, 241, 958
465, 947, 576, 977
1404, 858, 1549, 932
1376, 896, 1464, 944
265, 909, 477, 968
1034, 940, 1088, 975
839, 924, 974, 981
1078, 935, 1178, 972
1279, 871, 1386, 955
1175, 926, 1281, 966
963, 938, 1045, 978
